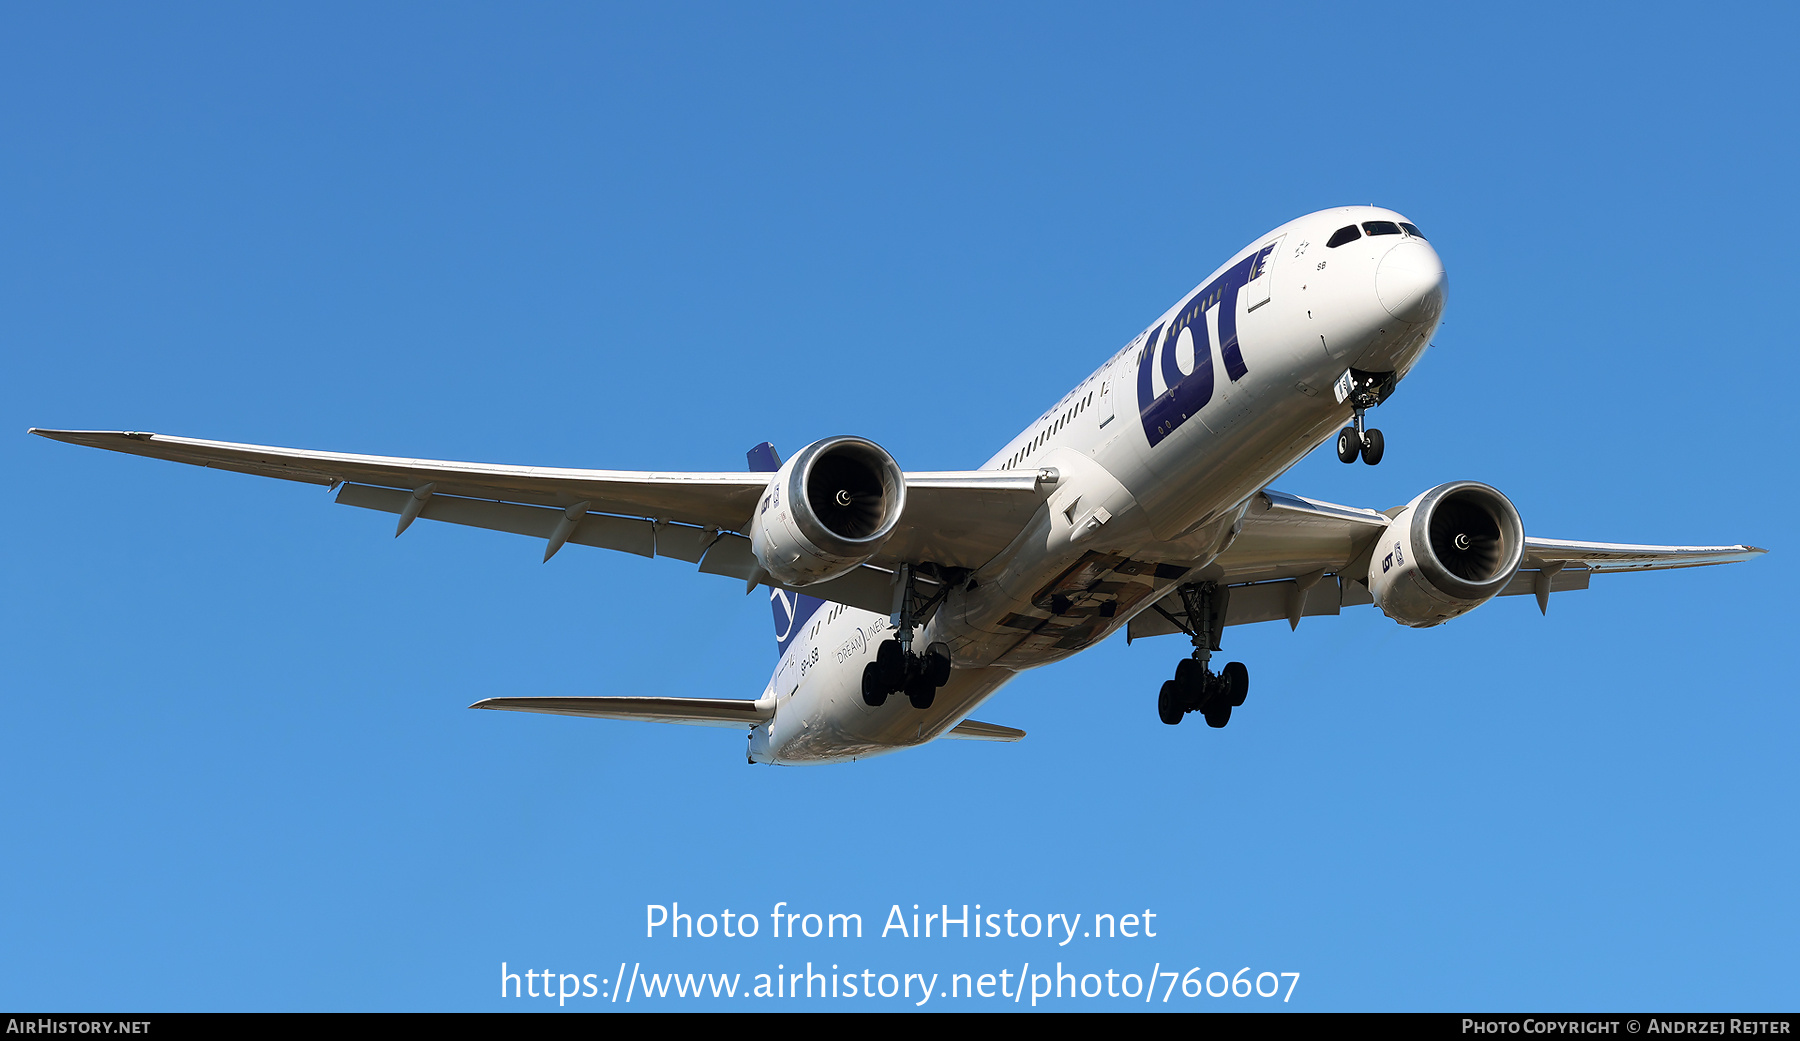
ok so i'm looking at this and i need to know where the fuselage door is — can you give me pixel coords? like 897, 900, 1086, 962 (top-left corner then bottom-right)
1241, 235, 1284, 313
1098, 338, 1137, 429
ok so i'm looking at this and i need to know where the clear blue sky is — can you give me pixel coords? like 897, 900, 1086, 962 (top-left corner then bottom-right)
3, 2, 1794, 1011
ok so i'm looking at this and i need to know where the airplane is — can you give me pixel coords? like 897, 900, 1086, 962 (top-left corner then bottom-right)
31, 206, 1765, 765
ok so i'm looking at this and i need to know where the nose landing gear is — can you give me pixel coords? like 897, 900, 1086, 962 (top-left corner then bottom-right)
1333, 369, 1395, 466
1152, 581, 1252, 728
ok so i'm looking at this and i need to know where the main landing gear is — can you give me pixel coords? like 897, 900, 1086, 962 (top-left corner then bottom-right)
1153, 581, 1251, 728
861, 639, 952, 710
861, 563, 953, 710
1158, 661, 1247, 727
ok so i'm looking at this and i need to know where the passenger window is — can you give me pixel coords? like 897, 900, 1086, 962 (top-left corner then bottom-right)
1362, 221, 1401, 236
1326, 225, 1361, 248
1400, 222, 1426, 240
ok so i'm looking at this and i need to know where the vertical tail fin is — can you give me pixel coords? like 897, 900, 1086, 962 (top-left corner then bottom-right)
769, 586, 824, 658
746, 442, 782, 473
748, 442, 824, 656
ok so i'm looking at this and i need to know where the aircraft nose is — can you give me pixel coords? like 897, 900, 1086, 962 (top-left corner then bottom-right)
1375, 239, 1447, 324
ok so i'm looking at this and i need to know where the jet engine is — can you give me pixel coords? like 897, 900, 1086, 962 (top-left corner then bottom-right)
749, 436, 906, 586
1366, 481, 1524, 628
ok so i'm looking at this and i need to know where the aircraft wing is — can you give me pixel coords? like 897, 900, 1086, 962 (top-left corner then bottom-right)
29, 429, 1051, 613
1128, 487, 1765, 641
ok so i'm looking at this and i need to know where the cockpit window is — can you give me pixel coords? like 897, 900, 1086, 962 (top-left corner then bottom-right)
1400, 222, 1426, 240
1326, 225, 1361, 248
1362, 221, 1401, 236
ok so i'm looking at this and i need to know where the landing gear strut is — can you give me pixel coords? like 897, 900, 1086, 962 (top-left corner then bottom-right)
1152, 581, 1251, 728
862, 564, 953, 710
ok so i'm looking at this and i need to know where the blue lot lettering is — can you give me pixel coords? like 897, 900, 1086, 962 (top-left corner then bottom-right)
1137, 244, 1275, 446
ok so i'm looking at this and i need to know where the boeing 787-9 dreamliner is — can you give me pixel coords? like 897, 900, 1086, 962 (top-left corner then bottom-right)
33, 206, 1764, 764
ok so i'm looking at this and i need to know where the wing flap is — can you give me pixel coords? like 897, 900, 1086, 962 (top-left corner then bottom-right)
695, 531, 908, 614
470, 696, 772, 729
1128, 576, 1343, 641
1498, 567, 1590, 597
1213, 489, 1390, 583
338, 482, 904, 614
652, 521, 716, 563
337, 483, 657, 557
878, 470, 1049, 569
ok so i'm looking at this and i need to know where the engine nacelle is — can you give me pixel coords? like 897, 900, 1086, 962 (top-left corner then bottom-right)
1367, 481, 1524, 628
749, 436, 906, 587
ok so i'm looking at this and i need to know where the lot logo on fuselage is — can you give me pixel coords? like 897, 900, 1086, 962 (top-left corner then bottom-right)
1137, 243, 1277, 447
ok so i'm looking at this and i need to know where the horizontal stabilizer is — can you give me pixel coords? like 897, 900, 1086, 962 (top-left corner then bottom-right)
471, 695, 772, 730
942, 719, 1025, 742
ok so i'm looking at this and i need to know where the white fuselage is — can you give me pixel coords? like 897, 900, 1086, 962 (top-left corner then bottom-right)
751, 206, 1446, 764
